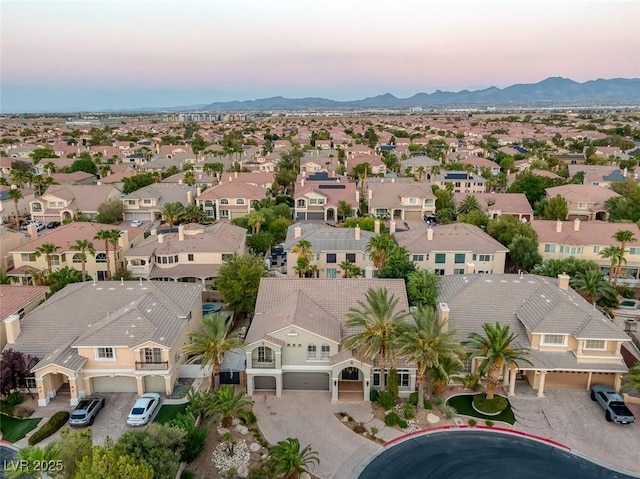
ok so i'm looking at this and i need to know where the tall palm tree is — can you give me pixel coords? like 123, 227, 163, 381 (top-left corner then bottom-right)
183, 170, 195, 186
397, 306, 465, 408
266, 437, 320, 479
182, 313, 243, 389
5, 443, 61, 479
366, 233, 396, 271
612, 230, 637, 286
570, 269, 614, 306
291, 239, 313, 277
339, 260, 362, 278
94, 229, 121, 280
247, 211, 265, 234
7, 187, 23, 228
204, 384, 253, 427
183, 204, 206, 224
71, 239, 96, 282
161, 201, 185, 232
466, 323, 531, 400
342, 288, 409, 392
34, 242, 60, 273
600, 246, 623, 284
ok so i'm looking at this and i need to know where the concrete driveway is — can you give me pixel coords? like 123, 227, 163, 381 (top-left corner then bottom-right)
253, 391, 383, 479
91, 393, 138, 445
510, 389, 640, 475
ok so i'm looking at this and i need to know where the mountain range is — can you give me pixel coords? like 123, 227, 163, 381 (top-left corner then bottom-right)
201, 77, 640, 111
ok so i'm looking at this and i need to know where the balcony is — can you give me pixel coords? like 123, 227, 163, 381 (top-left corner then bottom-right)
135, 361, 169, 370
251, 360, 275, 369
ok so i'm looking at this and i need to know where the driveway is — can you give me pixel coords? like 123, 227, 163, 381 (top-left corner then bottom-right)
253, 392, 382, 479
91, 393, 138, 445
510, 389, 640, 475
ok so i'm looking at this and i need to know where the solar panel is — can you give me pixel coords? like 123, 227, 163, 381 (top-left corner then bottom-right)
318, 184, 345, 189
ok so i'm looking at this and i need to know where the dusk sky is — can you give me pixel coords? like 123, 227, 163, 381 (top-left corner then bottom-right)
2, 0, 639, 112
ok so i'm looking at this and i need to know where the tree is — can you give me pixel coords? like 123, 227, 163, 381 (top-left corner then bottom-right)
48, 266, 85, 293
96, 200, 124, 224
622, 363, 640, 393
378, 245, 416, 281
246, 211, 265, 235
5, 443, 61, 479
216, 254, 267, 315
169, 411, 208, 463
161, 201, 185, 231
337, 200, 353, 222
204, 384, 254, 428
457, 210, 490, 229
291, 239, 313, 277
7, 187, 23, 228
612, 230, 637, 287
570, 269, 615, 306
122, 173, 157, 194
59, 427, 93, 479
202, 162, 224, 179
69, 157, 98, 176
339, 260, 362, 278
507, 172, 565, 206
342, 288, 409, 392
94, 229, 121, 280
406, 269, 439, 307
397, 306, 465, 408
508, 234, 542, 271
431, 355, 465, 396
466, 323, 531, 400
75, 445, 154, 479
543, 194, 568, 220
183, 204, 207, 224
266, 437, 320, 479
247, 231, 276, 255
34, 242, 60, 273
0, 268, 17, 284
182, 313, 243, 389
487, 214, 537, 246
0, 348, 39, 396
366, 233, 396, 271
457, 195, 481, 215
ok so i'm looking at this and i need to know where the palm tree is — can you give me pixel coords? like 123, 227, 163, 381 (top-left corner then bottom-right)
182, 313, 243, 389
94, 229, 121, 280
291, 239, 313, 277
5, 443, 61, 479
183, 204, 206, 224
34, 242, 60, 273
342, 288, 409, 392
622, 363, 640, 393
612, 230, 637, 286
71, 239, 96, 282
49, 266, 85, 293
7, 187, 23, 228
457, 195, 481, 215
161, 201, 185, 232
204, 384, 253, 427
570, 269, 614, 306
431, 355, 466, 396
397, 306, 465, 408
366, 233, 396, 271
266, 438, 320, 479
416, 166, 426, 181
308, 264, 320, 278
183, 170, 196, 186
466, 323, 531, 400
247, 211, 265, 234
339, 260, 362, 278
600, 246, 623, 284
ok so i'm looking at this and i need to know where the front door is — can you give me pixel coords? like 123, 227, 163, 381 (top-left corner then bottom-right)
341, 367, 359, 380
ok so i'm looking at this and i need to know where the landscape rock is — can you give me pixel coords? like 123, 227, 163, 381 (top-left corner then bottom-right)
217, 427, 230, 436
249, 442, 262, 452
232, 418, 241, 426
235, 424, 249, 435
237, 465, 249, 478
427, 413, 440, 424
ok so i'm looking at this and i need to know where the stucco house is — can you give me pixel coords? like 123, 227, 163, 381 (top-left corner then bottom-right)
122, 183, 198, 222
453, 192, 534, 222
545, 184, 620, 221
4, 280, 204, 406
30, 184, 121, 223
433, 171, 486, 194
195, 182, 268, 221
366, 178, 436, 221
437, 274, 630, 396
293, 176, 358, 222
244, 278, 415, 401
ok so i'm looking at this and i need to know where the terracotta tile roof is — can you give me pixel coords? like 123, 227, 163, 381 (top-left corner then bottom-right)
196, 182, 268, 201
453, 192, 533, 216
532, 220, 640, 247
0, 285, 49, 319
545, 184, 620, 205
396, 223, 508, 255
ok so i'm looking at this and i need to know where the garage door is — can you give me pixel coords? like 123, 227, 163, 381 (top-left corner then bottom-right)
254, 376, 276, 390
144, 375, 166, 394
283, 372, 329, 391
404, 210, 422, 220
590, 373, 616, 388
305, 212, 324, 221
91, 376, 137, 393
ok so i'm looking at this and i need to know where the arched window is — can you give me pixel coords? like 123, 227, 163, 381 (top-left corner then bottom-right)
95, 253, 107, 263
220, 199, 229, 205
236, 199, 245, 205
72, 253, 83, 263
297, 199, 306, 208
307, 344, 316, 360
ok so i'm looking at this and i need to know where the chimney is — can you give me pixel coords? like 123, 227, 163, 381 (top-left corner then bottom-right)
158, 233, 164, 244
355, 226, 361, 240
374, 220, 380, 234
573, 218, 580, 232
5, 315, 21, 343
301, 179, 305, 187
187, 190, 193, 204
389, 220, 396, 234
436, 303, 450, 333
27, 224, 38, 237
294, 225, 301, 238
178, 224, 184, 241
557, 273, 570, 291
555, 220, 562, 233
234, 171, 238, 178
196, 187, 202, 197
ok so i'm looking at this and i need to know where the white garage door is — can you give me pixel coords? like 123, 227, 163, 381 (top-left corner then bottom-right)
283, 372, 329, 391
92, 376, 137, 393
144, 376, 166, 394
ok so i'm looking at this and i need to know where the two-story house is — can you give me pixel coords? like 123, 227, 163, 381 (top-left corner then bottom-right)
366, 178, 436, 221
284, 223, 377, 278
437, 274, 630, 396
545, 184, 620, 221
244, 278, 415, 401
0, 186, 35, 224
453, 192, 534, 222
532, 220, 640, 286
3, 281, 204, 406
0, 285, 49, 349
30, 185, 121, 223
125, 222, 246, 284
395, 223, 508, 275
432, 171, 486, 194
399, 155, 442, 179
293, 176, 358, 222
122, 183, 198, 222
195, 182, 268, 221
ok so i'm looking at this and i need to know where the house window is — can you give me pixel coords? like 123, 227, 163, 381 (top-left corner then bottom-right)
317, 199, 325, 205
48, 202, 56, 208
560, 245, 582, 255
577, 202, 587, 209
453, 268, 465, 275
95, 253, 107, 263
220, 199, 229, 205
321, 345, 330, 359
408, 197, 417, 205
544, 244, 556, 253
630, 248, 640, 255
326, 253, 337, 264
424, 199, 433, 207
257, 346, 272, 363
412, 254, 424, 262
307, 344, 316, 360
326, 268, 337, 278
21, 253, 36, 262
25, 377, 36, 389
397, 370, 410, 388
127, 200, 136, 206
593, 246, 601, 254
584, 339, 606, 350
435, 253, 446, 264
144, 347, 162, 363
376, 209, 388, 216
297, 199, 306, 208
72, 253, 83, 263
204, 200, 213, 207
478, 254, 491, 262
309, 198, 317, 205
434, 269, 445, 275
345, 253, 356, 263
236, 199, 245, 205
454, 253, 465, 264
143, 199, 151, 204
541, 334, 567, 346
96, 347, 115, 360
188, 254, 194, 262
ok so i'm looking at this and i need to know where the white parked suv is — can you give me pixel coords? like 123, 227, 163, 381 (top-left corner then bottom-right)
130, 220, 143, 227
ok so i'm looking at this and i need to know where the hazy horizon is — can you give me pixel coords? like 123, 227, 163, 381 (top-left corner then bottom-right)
2, 0, 639, 113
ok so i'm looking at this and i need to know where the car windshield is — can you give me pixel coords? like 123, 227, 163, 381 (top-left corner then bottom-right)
70, 412, 86, 419
131, 407, 146, 415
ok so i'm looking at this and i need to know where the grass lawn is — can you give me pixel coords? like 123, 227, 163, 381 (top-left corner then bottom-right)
153, 403, 190, 425
0, 413, 42, 443
446, 394, 516, 425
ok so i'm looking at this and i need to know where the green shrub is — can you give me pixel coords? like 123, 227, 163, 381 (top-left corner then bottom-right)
370, 426, 379, 437
485, 420, 494, 427
347, 415, 354, 422
472, 394, 508, 414
384, 411, 401, 427
402, 403, 415, 420
182, 426, 208, 463
28, 411, 70, 445
398, 420, 408, 429
6, 391, 24, 407
0, 401, 13, 416
353, 422, 366, 434
377, 391, 394, 409
369, 389, 379, 402
423, 399, 433, 410
241, 410, 257, 425
181, 471, 197, 479
409, 392, 418, 405
388, 368, 399, 400
468, 419, 477, 426
440, 404, 457, 419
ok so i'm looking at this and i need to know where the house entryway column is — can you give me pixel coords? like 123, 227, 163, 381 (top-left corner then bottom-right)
537, 370, 547, 398
36, 377, 48, 407
69, 377, 80, 406
164, 376, 172, 395
508, 368, 517, 397
136, 376, 145, 395
275, 374, 282, 397
586, 371, 593, 391
331, 376, 339, 401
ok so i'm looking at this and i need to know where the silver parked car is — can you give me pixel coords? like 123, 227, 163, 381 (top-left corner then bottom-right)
69, 396, 105, 427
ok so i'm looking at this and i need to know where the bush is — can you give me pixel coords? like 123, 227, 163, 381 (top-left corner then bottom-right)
377, 391, 394, 410
369, 389, 379, 402
182, 426, 208, 463
485, 420, 494, 427
398, 420, 408, 429
423, 399, 433, 410
13, 405, 34, 418
409, 392, 418, 405
181, 471, 197, 479
402, 403, 415, 420
28, 411, 70, 445
370, 426, 379, 437
353, 422, 366, 434
6, 391, 24, 407
241, 410, 257, 425
385, 411, 401, 427
473, 394, 508, 414
440, 404, 457, 419
468, 419, 477, 426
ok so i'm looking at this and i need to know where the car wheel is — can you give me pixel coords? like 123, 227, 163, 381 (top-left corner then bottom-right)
605, 411, 612, 422
89, 417, 94, 426
590, 391, 596, 401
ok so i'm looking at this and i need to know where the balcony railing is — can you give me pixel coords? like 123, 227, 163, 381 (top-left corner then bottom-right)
251, 360, 275, 369
135, 361, 169, 370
